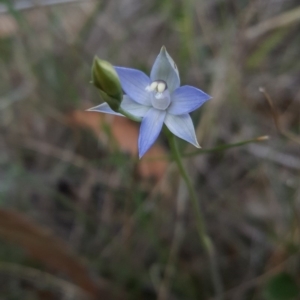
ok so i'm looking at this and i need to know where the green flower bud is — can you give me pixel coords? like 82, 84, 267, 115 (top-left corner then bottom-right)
91, 57, 123, 111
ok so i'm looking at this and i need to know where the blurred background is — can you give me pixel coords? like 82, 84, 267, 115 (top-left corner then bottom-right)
0, 0, 300, 299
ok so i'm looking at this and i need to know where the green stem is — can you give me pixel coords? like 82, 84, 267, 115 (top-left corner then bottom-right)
118, 107, 142, 122
131, 136, 269, 163
182, 136, 269, 158
167, 132, 224, 300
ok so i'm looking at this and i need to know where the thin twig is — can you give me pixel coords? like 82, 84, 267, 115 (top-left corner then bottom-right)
0, 83, 33, 110
0, 262, 90, 299
22, 138, 121, 188
259, 87, 300, 145
140, 135, 269, 162
183, 136, 269, 158
157, 179, 188, 300
0, 0, 95, 14
167, 133, 224, 300
100, 165, 176, 259
245, 6, 300, 39
209, 255, 297, 300
68, 168, 98, 248
247, 144, 300, 170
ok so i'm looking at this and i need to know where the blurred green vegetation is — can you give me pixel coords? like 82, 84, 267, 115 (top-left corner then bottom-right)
0, 0, 300, 299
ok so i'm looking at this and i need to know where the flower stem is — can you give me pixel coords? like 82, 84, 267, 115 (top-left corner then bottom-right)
167, 132, 224, 300
118, 107, 142, 122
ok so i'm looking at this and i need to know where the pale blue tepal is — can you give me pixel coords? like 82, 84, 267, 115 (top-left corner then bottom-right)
88, 46, 211, 158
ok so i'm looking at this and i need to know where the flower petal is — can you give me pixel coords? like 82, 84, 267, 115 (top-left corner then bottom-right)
115, 67, 151, 105
168, 85, 211, 115
150, 46, 180, 93
87, 102, 123, 116
164, 113, 200, 148
121, 95, 151, 117
138, 108, 166, 158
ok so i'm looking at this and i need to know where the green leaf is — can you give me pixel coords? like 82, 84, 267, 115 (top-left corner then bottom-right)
263, 273, 299, 300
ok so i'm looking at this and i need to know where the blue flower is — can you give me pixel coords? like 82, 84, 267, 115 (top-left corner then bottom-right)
88, 46, 211, 158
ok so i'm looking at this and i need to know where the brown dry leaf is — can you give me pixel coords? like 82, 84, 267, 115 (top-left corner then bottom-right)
139, 143, 169, 181
0, 209, 125, 300
67, 110, 168, 181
